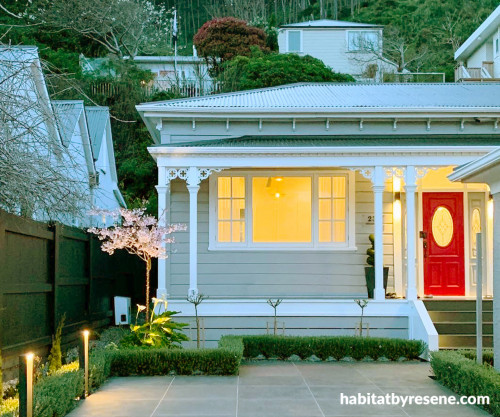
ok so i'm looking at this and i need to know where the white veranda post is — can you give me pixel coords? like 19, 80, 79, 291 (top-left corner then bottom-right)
187, 167, 201, 297
405, 166, 418, 300
372, 166, 386, 300
155, 167, 170, 299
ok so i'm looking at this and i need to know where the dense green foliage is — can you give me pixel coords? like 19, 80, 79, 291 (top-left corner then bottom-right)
221, 51, 354, 92
239, 335, 425, 360
111, 345, 243, 376
431, 350, 500, 417
458, 349, 495, 367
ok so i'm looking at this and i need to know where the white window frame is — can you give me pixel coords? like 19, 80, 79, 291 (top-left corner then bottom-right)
346, 30, 380, 53
208, 170, 356, 251
287, 30, 303, 53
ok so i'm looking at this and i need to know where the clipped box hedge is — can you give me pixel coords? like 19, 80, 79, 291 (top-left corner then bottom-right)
111, 336, 244, 376
431, 350, 500, 417
236, 335, 425, 361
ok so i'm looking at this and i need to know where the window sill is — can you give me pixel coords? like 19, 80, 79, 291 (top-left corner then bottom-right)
207, 245, 359, 252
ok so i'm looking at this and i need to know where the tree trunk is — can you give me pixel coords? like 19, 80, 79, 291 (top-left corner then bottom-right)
145, 257, 152, 321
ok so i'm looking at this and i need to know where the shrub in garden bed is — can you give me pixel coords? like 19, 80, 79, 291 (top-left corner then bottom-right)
457, 349, 494, 367
110, 345, 243, 376
238, 335, 425, 361
431, 351, 500, 417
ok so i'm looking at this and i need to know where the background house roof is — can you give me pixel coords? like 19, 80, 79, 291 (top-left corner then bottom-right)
280, 19, 382, 29
52, 101, 84, 147
138, 82, 500, 111
158, 135, 500, 148
455, 5, 500, 61
85, 106, 109, 158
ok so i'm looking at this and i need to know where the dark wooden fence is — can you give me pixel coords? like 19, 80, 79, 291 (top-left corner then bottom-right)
0, 210, 156, 370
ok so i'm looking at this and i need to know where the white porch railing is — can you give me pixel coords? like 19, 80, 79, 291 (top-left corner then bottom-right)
455, 62, 494, 81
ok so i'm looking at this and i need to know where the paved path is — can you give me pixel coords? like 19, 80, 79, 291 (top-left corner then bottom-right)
67, 361, 491, 417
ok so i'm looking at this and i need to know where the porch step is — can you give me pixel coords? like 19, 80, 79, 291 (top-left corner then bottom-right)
423, 300, 493, 349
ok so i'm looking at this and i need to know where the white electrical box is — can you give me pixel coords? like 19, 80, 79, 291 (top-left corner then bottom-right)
114, 296, 131, 325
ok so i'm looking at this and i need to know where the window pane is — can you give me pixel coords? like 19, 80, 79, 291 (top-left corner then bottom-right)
319, 221, 332, 242
318, 177, 331, 198
232, 221, 245, 243
218, 199, 230, 220
232, 177, 245, 198
218, 177, 231, 198
332, 177, 346, 197
319, 199, 332, 220
288, 31, 301, 52
232, 199, 245, 220
348, 31, 360, 51
218, 221, 231, 242
252, 176, 311, 242
333, 222, 346, 242
363, 31, 379, 51
333, 199, 346, 220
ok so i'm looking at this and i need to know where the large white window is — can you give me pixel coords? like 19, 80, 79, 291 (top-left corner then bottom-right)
287, 30, 302, 52
347, 30, 380, 52
209, 171, 355, 250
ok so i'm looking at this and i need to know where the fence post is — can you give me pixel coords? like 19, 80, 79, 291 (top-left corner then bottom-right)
53, 224, 61, 330
88, 235, 94, 322
0, 218, 5, 350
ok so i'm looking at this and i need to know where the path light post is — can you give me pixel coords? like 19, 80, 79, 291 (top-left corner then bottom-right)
19, 352, 34, 417
79, 330, 90, 397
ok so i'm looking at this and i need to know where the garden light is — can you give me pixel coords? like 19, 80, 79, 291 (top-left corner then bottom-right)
19, 352, 34, 417
80, 330, 90, 398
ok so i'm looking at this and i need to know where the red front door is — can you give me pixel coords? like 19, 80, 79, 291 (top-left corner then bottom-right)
422, 192, 465, 296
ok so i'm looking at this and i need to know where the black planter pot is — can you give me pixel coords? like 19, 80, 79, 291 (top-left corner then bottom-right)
364, 266, 389, 299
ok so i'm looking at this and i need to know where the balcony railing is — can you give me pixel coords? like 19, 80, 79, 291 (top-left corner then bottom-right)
455, 62, 495, 81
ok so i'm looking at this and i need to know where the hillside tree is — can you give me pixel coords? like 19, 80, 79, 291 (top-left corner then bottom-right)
193, 17, 268, 76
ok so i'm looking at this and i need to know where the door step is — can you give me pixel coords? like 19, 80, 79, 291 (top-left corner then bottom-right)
423, 300, 493, 349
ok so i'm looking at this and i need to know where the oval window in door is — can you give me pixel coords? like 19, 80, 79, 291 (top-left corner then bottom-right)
432, 206, 454, 247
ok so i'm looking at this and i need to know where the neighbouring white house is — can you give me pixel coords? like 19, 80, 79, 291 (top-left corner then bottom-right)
51, 103, 125, 227
85, 106, 127, 220
449, 148, 500, 371
137, 82, 500, 350
1, 46, 125, 228
455, 5, 500, 81
80, 53, 216, 97
277, 19, 401, 81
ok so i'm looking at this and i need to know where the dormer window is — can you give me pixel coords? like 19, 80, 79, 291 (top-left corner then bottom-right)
347, 31, 380, 52
287, 30, 302, 53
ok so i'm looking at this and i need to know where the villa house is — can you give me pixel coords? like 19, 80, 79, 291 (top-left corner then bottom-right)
455, 5, 500, 81
277, 19, 399, 81
137, 82, 500, 350
1, 46, 125, 228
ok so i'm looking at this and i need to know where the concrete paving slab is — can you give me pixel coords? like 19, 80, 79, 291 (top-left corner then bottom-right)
66, 362, 493, 417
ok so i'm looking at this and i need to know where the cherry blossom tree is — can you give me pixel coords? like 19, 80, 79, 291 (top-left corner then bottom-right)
88, 207, 186, 320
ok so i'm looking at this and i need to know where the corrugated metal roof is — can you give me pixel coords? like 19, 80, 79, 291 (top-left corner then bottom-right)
85, 107, 109, 158
51, 101, 84, 147
140, 83, 500, 110
280, 19, 381, 28
160, 135, 500, 148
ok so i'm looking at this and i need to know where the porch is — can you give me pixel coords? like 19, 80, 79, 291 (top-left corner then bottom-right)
150, 145, 495, 350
